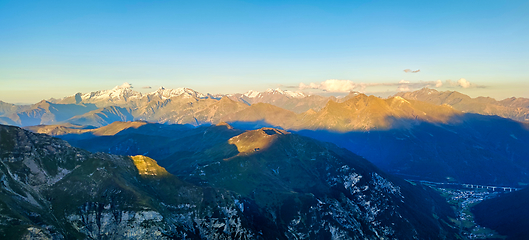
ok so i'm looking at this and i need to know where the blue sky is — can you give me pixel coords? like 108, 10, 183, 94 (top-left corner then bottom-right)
1, 0, 528, 103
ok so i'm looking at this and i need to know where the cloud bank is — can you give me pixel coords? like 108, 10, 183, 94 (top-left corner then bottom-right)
299, 80, 359, 93
297, 78, 482, 93
444, 78, 479, 88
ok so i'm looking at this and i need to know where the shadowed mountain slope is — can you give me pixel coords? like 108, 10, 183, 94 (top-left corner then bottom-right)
21, 89, 529, 187
4, 101, 98, 127
27, 121, 243, 163
297, 113, 529, 186
2, 124, 460, 239
0, 101, 30, 117
31, 111, 529, 187
25, 121, 151, 138
472, 187, 529, 239
0, 124, 273, 239
66, 106, 134, 127
155, 128, 459, 239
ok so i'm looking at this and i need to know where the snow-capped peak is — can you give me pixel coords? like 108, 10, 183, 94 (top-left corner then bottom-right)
263, 88, 306, 98
81, 82, 141, 102
264, 88, 285, 94
148, 87, 207, 99
243, 90, 261, 98
284, 91, 306, 98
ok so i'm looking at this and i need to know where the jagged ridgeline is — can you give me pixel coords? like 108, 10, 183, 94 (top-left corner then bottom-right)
0, 124, 459, 239
2, 84, 528, 128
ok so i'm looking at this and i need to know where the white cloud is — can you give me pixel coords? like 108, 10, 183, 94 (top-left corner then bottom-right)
299, 79, 359, 92
458, 78, 471, 88
142, 86, 152, 89
445, 78, 479, 88
296, 78, 482, 93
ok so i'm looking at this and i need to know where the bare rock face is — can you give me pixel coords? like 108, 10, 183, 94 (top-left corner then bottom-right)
0, 124, 257, 239
66, 209, 165, 239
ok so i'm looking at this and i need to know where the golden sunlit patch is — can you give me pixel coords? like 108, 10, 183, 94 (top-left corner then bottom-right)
93, 121, 148, 136
226, 128, 288, 159
131, 155, 170, 177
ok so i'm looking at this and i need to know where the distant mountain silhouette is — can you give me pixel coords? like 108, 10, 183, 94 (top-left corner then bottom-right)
396, 88, 529, 122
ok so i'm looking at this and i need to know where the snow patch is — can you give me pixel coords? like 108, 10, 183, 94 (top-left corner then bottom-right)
243, 90, 261, 98
262, 88, 306, 98
148, 87, 206, 99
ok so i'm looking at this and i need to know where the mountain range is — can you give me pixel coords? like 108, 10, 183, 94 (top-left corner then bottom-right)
395, 88, 529, 122
3, 83, 529, 239
2, 83, 528, 128
2, 83, 529, 130
26, 93, 529, 187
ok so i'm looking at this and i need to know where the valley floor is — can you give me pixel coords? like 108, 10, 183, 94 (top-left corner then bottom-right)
414, 181, 508, 239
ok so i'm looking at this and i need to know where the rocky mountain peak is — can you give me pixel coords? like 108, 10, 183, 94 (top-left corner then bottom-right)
112, 82, 133, 90
147, 87, 206, 100
264, 88, 306, 98
215, 121, 233, 129
243, 90, 261, 98
228, 128, 289, 154
80, 82, 142, 102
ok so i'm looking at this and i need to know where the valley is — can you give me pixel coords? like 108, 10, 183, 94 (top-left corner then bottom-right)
434, 186, 503, 240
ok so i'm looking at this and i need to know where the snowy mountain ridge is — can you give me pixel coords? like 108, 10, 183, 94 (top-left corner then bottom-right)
75, 83, 210, 104
80, 82, 142, 102
146, 87, 208, 100
76, 83, 307, 103
243, 88, 306, 99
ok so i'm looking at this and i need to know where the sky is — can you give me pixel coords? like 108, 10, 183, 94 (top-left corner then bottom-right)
1, 0, 528, 103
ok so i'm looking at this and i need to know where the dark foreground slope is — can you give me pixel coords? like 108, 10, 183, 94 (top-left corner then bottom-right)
156, 127, 460, 239
0, 124, 257, 239
472, 187, 529, 240
17, 123, 460, 239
